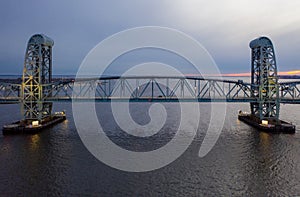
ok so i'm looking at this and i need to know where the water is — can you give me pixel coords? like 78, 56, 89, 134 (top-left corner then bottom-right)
1, 102, 300, 196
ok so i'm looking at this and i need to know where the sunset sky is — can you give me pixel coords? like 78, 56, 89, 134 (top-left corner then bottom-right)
223, 70, 300, 77
1, 0, 300, 75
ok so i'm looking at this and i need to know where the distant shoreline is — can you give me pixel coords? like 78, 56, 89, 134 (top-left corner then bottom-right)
1, 74, 300, 80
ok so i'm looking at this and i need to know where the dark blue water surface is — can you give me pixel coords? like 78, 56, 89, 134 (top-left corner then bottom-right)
0, 102, 300, 196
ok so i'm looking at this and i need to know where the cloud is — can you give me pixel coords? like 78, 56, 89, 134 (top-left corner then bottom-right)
0, 0, 299, 74
166, 0, 300, 37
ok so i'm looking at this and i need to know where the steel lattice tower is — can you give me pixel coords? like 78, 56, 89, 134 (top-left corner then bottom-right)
249, 37, 280, 122
21, 34, 54, 120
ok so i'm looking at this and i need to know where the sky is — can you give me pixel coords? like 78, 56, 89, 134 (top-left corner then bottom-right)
1, 0, 300, 75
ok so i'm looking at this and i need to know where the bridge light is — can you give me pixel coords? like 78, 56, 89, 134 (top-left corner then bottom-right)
32, 121, 39, 126
261, 120, 268, 125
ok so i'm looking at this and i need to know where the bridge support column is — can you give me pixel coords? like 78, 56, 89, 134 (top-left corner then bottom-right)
249, 36, 280, 123
21, 34, 54, 121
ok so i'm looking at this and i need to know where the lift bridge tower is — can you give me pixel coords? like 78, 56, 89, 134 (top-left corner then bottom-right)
249, 37, 280, 123
21, 34, 53, 121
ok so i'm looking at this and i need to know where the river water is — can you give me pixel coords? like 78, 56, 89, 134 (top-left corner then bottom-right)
0, 102, 300, 196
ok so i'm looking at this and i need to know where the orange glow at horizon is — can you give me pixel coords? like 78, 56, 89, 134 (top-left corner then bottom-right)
185, 70, 300, 77
222, 70, 300, 77
222, 72, 250, 77
286, 70, 300, 75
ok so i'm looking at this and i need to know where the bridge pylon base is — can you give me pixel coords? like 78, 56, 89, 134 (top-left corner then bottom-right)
2, 112, 66, 135
238, 111, 295, 133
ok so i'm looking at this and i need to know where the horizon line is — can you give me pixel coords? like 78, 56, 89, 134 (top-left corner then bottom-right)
1, 70, 300, 77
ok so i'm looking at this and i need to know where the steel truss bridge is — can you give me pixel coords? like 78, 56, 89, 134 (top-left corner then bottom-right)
0, 34, 300, 122
1, 76, 300, 104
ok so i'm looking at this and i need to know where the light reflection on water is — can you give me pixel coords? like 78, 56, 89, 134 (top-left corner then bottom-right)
0, 102, 300, 196
29, 134, 40, 151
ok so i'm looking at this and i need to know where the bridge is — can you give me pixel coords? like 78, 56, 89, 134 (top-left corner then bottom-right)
1, 34, 300, 123
2, 76, 300, 103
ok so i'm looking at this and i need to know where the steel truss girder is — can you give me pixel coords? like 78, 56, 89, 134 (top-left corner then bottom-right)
0, 82, 20, 102
44, 77, 253, 101
2, 78, 300, 103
